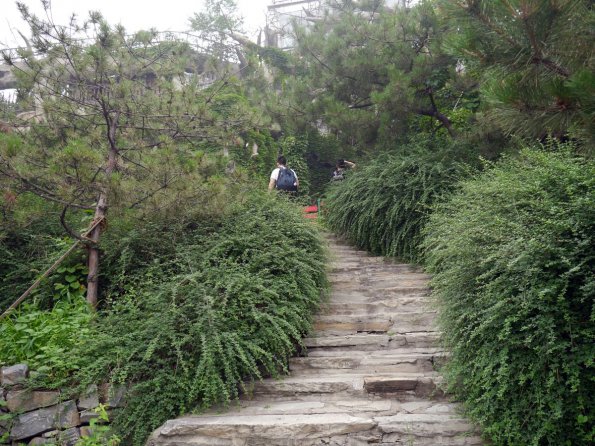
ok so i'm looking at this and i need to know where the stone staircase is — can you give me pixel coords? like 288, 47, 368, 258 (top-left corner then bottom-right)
148, 235, 484, 446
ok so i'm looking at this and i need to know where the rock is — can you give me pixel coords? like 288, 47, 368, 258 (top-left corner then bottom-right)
107, 384, 127, 408
0, 365, 28, 386
416, 377, 442, 398
41, 431, 58, 438
57, 427, 80, 446
364, 376, 418, 393
10, 401, 80, 440
100, 383, 127, 408
154, 413, 376, 441
79, 426, 93, 438
79, 410, 99, 423
79, 426, 94, 438
77, 385, 99, 411
6, 390, 60, 412
27, 437, 52, 445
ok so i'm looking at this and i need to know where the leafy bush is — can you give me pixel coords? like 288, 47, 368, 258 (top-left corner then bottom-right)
325, 135, 479, 262
0, 192, 70, 312
423, 146, 594, 445
0, 296, 93, 380
73, 192, 327, 445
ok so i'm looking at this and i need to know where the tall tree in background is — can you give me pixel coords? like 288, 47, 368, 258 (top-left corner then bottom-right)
0, 2, 259, 307
440, 0, 594, 147
275, 0, 476, 149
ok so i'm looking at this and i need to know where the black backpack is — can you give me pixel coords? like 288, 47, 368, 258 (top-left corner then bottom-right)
276, 167, 297, 191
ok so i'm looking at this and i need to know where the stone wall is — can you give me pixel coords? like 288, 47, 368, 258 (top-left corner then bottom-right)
1, 365, 125, 446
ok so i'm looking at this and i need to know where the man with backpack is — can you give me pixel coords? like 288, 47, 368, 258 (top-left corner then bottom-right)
268, 155, 299, 194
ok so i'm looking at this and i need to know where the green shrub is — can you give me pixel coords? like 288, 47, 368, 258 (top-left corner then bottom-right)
0, 296, 93, 380
423, 146, 594, 445
325, 135, 479, 262
73, 192, 327, 445
0, 193, 69, 312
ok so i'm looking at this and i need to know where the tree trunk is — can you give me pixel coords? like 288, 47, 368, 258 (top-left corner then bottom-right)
86, 194, 107, 308
86, 114, 119, 308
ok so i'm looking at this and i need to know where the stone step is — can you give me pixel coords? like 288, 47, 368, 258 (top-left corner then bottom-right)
303, 333, 390, 349
304, 332, 441, 350
328, 287, 430, 302
313, 312, 438, 334
305, 346, 445, 357
148, 412, 480, 446
328, 272, 430, 282
318, 298, 432, 315
148, 413, 377, 445
251, 374, 442, 399
221, 399, 396, 417
329, 264, 428, 279
289, 352, 441, 374
376, 413, 482, 443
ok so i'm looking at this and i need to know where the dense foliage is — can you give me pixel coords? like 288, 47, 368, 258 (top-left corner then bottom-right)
278, 0, 471, 147
423, 146, 595, 445
68, 193, 327, 445
0, 296, 92, 379
1, 1, 594, 445
325, 135, 480, 262
440, 0, 594, 147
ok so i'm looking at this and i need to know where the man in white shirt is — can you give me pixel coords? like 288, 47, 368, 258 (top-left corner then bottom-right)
268, 155, 299, 192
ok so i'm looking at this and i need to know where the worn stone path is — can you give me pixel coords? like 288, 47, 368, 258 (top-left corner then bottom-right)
149, 235, 484, 445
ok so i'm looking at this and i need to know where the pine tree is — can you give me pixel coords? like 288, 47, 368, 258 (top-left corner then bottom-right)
440, 0, 594, 146
0, 2, 259, 306
273, 0, 473, 149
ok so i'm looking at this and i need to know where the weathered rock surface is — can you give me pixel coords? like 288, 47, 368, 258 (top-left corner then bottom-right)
6, 390, 60, 412
11, 400, 80, 440
77, 384, 99, 411
1, 364, 29, 386
149, 234, 485, 446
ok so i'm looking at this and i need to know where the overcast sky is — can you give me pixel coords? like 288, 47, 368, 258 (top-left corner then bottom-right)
1, 0, 272, 49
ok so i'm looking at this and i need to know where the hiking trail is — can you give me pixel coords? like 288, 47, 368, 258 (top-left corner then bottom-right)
149, 234, 484, 445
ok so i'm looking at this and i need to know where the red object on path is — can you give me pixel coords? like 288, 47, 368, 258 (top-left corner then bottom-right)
303, 205, 318, 219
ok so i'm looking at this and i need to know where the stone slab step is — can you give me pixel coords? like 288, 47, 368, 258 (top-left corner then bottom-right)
318, 298, 431, 315
329, 276, 430, 286
329, 288, 430, 302
223, 399, 396, 417
377, 435, 484, 446
289, 353, 440, 374
303, 333, 390, 348
313, 313, 438, 334
251, 374, 442, 399
376, 413, 481, 438
305, 346, 445, 357
149, 413, 376, 445
314, 312, 437, 323
304, 332, 441, 350
149, 413, 480, 446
